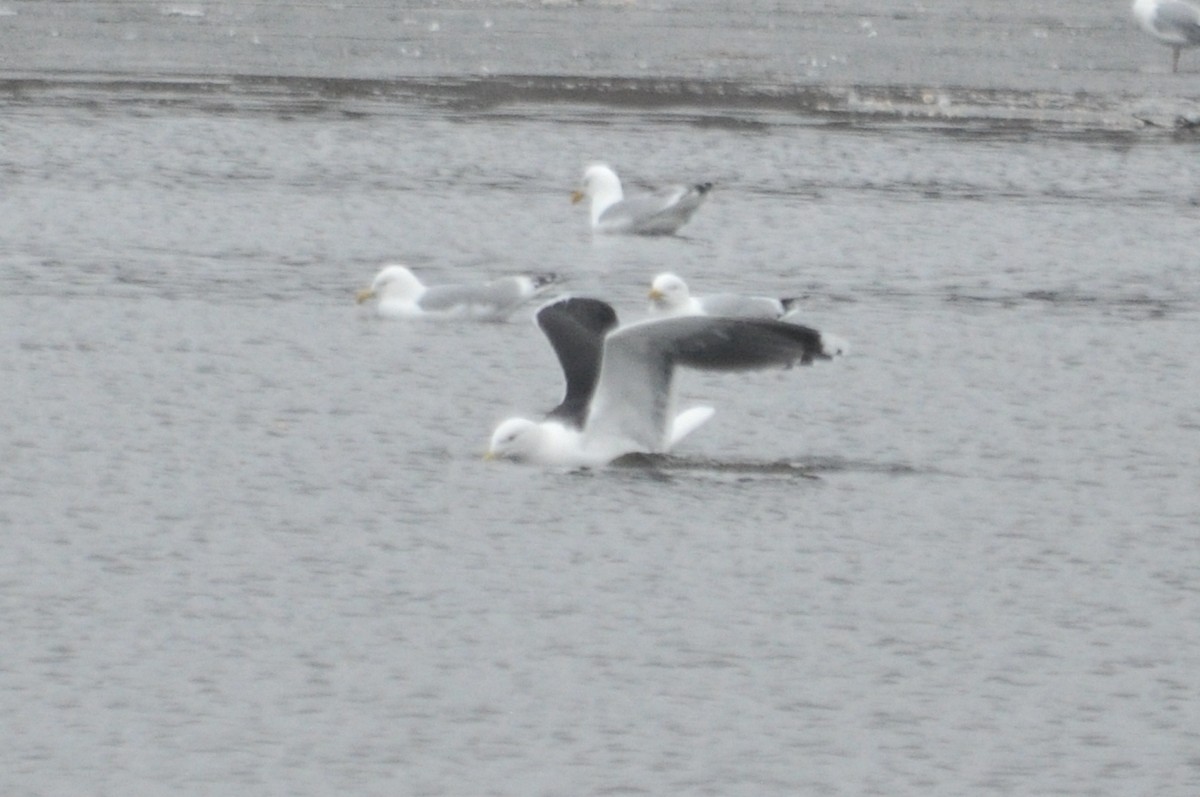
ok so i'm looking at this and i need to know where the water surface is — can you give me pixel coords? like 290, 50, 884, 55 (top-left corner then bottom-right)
3, 5, 1200, 795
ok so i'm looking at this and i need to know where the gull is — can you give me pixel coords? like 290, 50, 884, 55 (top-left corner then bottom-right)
355, 264, 560, 321
647, 272, 802, 320
1133, 0, 1200, 72
571, 163, 712, 235
486, 296, 846, 467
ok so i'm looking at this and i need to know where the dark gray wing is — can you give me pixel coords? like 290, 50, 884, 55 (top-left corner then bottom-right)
585, 315, 835, 452
536, 297, 620, 428
664, 317, 832, 370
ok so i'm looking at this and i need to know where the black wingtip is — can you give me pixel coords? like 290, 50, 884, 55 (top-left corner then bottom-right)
531, 272, 561, 289
695, 181, 714, 195
779, 297, 802, 315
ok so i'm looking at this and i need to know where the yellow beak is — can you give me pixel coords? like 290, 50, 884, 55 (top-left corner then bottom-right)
570, 189, 585, 204
482, 450, 497, 461
355, 289, 376, 304
648, 288, 664, 301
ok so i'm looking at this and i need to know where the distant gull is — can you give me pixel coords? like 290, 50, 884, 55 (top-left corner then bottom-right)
648, 272, 802, 320
571, 163, 712, 235
356, 264, 560, 321
486, 296, 846, 466
1133, 0, 1200, 72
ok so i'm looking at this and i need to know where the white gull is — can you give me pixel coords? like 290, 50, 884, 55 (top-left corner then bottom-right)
572, 163, 712, 235
356, 264, 559, 321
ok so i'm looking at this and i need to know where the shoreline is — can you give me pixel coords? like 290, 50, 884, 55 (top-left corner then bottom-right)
6, 0, 1200, 133
3, 69, 1194, 134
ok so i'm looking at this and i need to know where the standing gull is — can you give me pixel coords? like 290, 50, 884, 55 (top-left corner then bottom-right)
486, 297, 846, 467
1133, 0, 1200, 72
648, 272, 802, 320
572, 164, 712, 235
356, 264, 560, 321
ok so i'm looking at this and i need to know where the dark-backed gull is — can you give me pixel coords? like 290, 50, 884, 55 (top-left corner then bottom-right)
486, 297, 846, 466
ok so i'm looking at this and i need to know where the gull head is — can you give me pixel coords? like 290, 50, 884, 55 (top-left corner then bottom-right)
356, 264, 423, 304
647, 272, 691, 312
486, 417, 546, 462
572, 163, 623, 206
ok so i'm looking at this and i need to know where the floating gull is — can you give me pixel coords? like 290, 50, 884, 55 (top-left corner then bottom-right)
356, 264, 560, 321
1133, 0, 1200, 72
486, 297, 845, 467
648, 272, 801, 320
571, 164, 712, 235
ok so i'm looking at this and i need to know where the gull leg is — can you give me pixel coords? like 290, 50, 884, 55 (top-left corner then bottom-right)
1173, 45, 1181, 73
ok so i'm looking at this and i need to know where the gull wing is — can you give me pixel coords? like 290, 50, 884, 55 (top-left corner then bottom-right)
536, 297, 620, 428
698, 293, 790, 319
419, 274, 558, 320
585, 315, 834, 453
597, 182, 713, 235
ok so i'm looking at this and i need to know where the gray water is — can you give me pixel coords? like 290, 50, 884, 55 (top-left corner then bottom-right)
4, 2, 1200, 796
